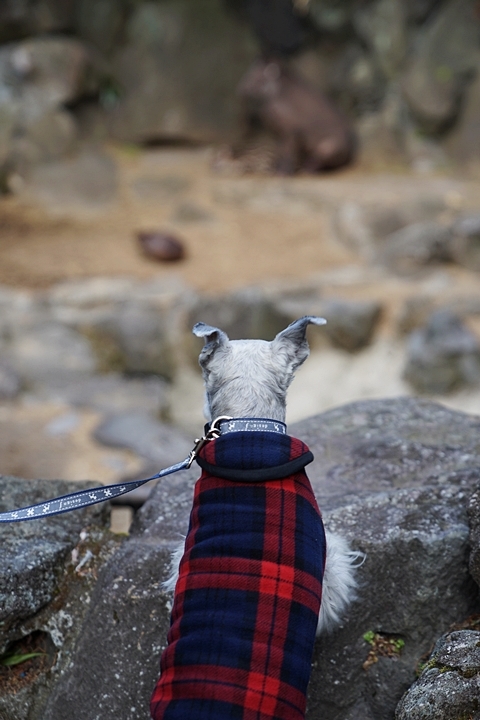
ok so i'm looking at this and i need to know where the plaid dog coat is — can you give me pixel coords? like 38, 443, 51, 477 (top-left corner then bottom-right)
151, 427, 326, 720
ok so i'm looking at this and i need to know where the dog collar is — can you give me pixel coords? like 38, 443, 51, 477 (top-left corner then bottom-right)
205, 417, 287, 436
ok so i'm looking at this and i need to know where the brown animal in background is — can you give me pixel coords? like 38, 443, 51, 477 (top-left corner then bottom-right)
237, 59, 355, 174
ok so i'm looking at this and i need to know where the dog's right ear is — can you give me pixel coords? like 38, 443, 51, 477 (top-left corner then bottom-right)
272, 316, 326, 372
192, 322, 230, 368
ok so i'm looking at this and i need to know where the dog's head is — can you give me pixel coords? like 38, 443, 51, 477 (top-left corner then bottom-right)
193, 316, 326, 422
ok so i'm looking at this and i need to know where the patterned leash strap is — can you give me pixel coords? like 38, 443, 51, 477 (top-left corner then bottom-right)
0, 417, 235, 524
0, 458, 191, 524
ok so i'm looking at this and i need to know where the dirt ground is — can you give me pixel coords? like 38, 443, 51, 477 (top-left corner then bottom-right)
1, 144, 479, 295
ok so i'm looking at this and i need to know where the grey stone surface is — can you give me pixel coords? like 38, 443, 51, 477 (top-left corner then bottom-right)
188, 287, 291, 346
0, 36, 99, 179
468, 485, 480, 590
40, 398, 480, 720
451, 213, 480, 271
353, 0, 407, 79
0, 361, 21, 399
6, 322, 98, 386
38, 373, 169, 417
0, 0, 76, 42
444, 72, 480, 167
380, 222, 453, 275
401, 0, 480, 133
93, 411, 192, 467
0, 475, 108, 633
0, 475, 118, 720
404, 310, 480, 394
276, 295, 382, 352
395, 630, 480, 719
109, 0, 257, 144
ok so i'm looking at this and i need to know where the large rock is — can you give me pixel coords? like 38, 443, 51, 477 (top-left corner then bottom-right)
403, 309, 480, 394
48, 276, 196, 380
353, 0, 407, 80
0, 37, 100, 179
109, 0, 257, 144
0, 0, 76, 43
275, 294, 382, 351
468, 485, 480, 589
380, 221, 453, 275
451, 213, 480, 271
33, 398, 480, 720
395, 630, 480, 719
0, 475, 118, 720
444, 72, 480, 167
401, 0, 480, 133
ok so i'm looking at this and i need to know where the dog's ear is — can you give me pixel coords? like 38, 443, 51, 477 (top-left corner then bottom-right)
193, 322, 230, 368
272, 316, 326, 371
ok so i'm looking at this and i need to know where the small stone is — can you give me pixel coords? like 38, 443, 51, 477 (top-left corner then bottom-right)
137, 230, 185, 262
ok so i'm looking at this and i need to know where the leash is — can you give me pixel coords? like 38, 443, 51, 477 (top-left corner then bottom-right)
0, 416, 287, 524
0, 416, 232, 524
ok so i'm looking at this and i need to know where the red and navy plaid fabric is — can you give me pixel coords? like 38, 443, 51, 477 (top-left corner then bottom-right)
151, 431, 326, 720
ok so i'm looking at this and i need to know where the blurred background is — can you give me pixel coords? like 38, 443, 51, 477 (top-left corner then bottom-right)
0, 0, 480, 527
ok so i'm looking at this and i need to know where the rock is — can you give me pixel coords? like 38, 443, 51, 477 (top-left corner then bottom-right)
322, 299, 382, 351
109, 0, 257, 144
275, 295, 382, 351
308, 0, 357, 35
353, 0, 407, 80
334, 198, 447, 260
404, 0, 443, 23
137, 230, 186, 262
380, 222, 453, 275
0, 362, 21, 399
444, 73, 480, 167
5, 398, 480, 720
73, 0, 128, 56
6, 322, 97, 386
293, 398, 480, 719
38, 373, 169, 417
0, 475, 117, 720
451, 213, 480, 271
468, 486, 480, 589
401, 0, 480, 133
48, 276, 196, 380
189, 287, 291, 347
395, 630, 480, 719
93, 411, 192, 468
404, 309, 480, 394
0, 0, 76, 42
325, 43, 387, 116
0, 36, 101, 180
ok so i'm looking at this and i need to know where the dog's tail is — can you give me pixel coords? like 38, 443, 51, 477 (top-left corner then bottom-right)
317, 531, 365, 635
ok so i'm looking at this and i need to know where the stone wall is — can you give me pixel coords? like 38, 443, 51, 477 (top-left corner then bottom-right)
0, 0, 479, 188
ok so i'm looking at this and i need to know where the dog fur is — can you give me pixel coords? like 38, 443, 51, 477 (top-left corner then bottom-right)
166, 315, 362, 634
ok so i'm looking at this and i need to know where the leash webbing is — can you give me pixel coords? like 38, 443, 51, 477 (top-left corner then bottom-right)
0, 416, 288, 524
0, 458, 191, 523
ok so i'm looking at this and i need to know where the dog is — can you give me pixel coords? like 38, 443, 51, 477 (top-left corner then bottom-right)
151, 316, 361, 720
237, 60, 355, 175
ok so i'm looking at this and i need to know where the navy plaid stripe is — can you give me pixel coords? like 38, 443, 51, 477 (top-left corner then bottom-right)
151, 434, 325, 720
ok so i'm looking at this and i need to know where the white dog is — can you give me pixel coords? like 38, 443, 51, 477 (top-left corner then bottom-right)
152, 316, 363, 719
166, 315, 361, 634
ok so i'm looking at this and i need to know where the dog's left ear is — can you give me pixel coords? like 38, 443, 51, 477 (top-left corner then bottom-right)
272, 316, 326, 371
193, 322, 230, 368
